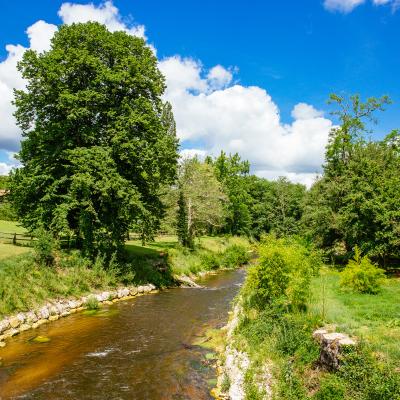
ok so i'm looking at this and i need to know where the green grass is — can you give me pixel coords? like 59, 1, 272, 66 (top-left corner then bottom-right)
0, 243, 31, 260
309, 270, 400, 363
0, 219, 27, 234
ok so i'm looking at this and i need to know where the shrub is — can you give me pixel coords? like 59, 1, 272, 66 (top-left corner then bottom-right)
0, 202, 17, 221
221, 244, 251, 269
200, 251, 222, 270
33, 228, 58, 267
243, 235, 319, 311
340, 246, 386, 294
85, 296, 99, 310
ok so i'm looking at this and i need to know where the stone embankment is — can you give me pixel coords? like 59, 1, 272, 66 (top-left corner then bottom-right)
0, 284, 157, 348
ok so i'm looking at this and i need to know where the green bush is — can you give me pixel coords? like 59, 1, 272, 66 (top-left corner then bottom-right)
221, 244, 251, 269
33, 228, 58, 267
243, 235, 319, 311
200, 251, 222, 270
85, 296, 99, 310
0, 202, 17, 221
340, 247, 386, 294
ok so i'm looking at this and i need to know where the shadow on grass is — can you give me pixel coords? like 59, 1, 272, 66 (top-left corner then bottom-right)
121, 243, 176, 288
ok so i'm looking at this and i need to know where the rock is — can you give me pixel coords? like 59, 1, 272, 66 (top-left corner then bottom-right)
61, 311, 70, 318
68, 300, 78, 309
3, 328, 19, 338
138, 286, 145, 293
16, 313, 26, 323
19, 323, 31, 332
0, 319, 10, 334
314, 329, 356, 370
38, 306, 50, 319
143, 285, 152, 293
49, 315, 59, 321
130, 287, 138, 296
0, 341, 5, 348
9, 316, 21, 329
36, 319, 48, 327
25, 311, 38, 324
175, 275, 202, 288
149, 283, 156, 290
117, 288, 130, 298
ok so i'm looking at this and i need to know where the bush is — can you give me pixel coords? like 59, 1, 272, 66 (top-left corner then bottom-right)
85, 296, 99, 310
340, 247, 386, 294
0, 202, 17, 221
243, 235, 319, 311
33, 228, 58, 267
221, 244, 251, 269
200, 251, 222, 271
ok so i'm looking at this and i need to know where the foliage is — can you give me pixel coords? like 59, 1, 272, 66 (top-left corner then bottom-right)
340, 247, 386, 294
11, 22, 178, 258
33, 227, 58, 267
220, 244, 251, 268
243, 235, 320, 311
0, 202, 17, 221
303, 94, 400, 264
85, 296, 99, 310
175, 158, 226, 246
0, 176, 9, 190
177, 190, 192, 247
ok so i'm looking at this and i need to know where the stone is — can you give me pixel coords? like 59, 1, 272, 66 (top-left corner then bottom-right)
130, 287, 138, 296
36, 319, 48, 327
138, 286, 145, 293
0, 341, 5, 348
38, 306, 50, 319
49, 315, 59, 322
3, 328, 19, 338
149, 283, 156, 290
25, 311, 38, 324
9, 316, 21, 329
0, 319, 10, 334
68, 300, 78, 309
61, 311, 70, 318
16, 313, 26, 323
19, 323, 31, 332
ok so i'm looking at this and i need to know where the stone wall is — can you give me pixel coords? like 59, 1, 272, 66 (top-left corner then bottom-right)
0, 284, 157, 348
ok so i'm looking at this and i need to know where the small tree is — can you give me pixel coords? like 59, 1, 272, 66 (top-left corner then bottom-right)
340, 246, 386, 294
177, 190, 192, 247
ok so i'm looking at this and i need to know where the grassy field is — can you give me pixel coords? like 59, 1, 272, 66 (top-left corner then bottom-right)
310, 270, 400, 363
0, 243, 31, 260
0, 220, 27, 234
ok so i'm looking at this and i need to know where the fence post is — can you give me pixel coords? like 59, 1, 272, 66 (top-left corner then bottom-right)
13, 233, 16, 245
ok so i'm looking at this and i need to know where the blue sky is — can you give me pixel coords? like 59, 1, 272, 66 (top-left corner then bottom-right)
0, 0, 399, 185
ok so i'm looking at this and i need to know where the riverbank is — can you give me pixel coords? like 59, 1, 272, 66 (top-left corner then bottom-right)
0, 234, 251, 347
216, 236, 400, 400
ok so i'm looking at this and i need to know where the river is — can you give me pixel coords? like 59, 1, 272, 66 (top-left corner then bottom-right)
0, 268, 245, 399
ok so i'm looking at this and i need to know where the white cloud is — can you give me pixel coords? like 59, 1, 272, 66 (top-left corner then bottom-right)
291, 103, 324, 120
160, 56, 333, 185
0, 1, 333, 186
0, 162, 13, 175
324, 0, 365, 13
58, 1, 146, 39
324, 0, 400, 12
180, 149, 207, 160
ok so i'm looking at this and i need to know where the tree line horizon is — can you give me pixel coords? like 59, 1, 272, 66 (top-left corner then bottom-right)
1, 21, 398, 267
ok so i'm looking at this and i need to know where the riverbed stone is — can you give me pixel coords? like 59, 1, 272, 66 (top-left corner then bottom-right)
9, 316, 21, 329
0, 319, 10, 334
3, 328, 19, 338
36, 319, 48, 327
49, 315, 59, 322
130, 287, 138, 296
25, 311, 38, 324
138, 286, 145, 293
38, 306, 50, 319
19, 323, 31, 332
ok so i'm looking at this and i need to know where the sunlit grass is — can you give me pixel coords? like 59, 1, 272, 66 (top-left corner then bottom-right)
309, 270, 400, 363
0, 243, 31, 260
0, 220, 27, 234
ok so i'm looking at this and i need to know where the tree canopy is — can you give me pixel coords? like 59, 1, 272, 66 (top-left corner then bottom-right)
11, 22, 179, 257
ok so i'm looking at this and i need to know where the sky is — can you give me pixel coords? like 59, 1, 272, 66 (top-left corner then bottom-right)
0, 0, 399, 186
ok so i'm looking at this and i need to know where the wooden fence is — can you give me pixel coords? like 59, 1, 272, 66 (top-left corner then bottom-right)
0, 232, 34, 245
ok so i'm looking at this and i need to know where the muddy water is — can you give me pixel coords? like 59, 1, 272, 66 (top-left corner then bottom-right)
0, 269, 245, 399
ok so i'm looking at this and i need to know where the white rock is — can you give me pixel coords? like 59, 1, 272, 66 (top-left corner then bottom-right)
38, 306, 50, 319
0, 319, 11, 334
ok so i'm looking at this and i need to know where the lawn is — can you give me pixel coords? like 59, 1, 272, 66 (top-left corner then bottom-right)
0, 243, 31, 260
309, 270, 400, 363
0, 220, 27, 234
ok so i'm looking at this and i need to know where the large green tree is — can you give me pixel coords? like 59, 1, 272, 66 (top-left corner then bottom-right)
11, 22, 178, 257
303, 94, 399, 264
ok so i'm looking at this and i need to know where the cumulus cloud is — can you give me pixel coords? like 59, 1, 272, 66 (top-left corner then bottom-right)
0, 1, 333, 187
160, 56, 333, 187
324, 0, 400, 12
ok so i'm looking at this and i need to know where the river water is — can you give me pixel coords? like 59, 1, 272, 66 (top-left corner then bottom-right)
0, 268, 245, 399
